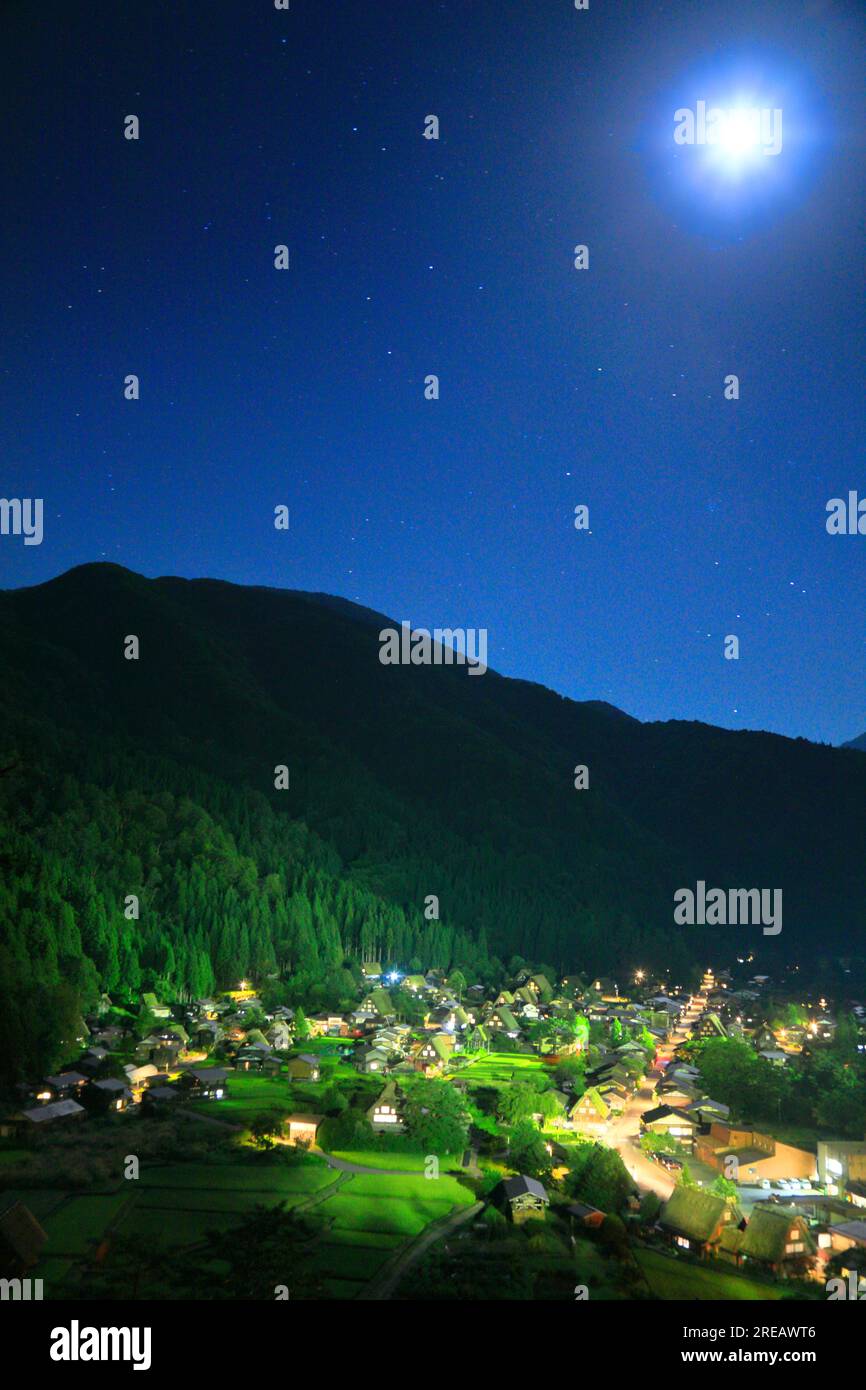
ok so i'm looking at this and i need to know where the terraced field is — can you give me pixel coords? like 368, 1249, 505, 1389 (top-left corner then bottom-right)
29, 1155, 475, 1300
456, 1052, 552, 1086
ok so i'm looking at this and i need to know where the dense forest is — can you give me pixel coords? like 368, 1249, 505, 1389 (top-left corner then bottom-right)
1, 563, 865, 1082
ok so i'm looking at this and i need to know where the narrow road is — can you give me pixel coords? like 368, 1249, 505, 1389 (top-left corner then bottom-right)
362, 1199, 484, 1300
605, 1008, 705, 1199
295, 1170, 352, 1211
607, 1074, 677, 1199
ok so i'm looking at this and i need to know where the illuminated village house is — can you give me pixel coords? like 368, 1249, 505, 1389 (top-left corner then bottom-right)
498, 1175, 550, 1223
368, 1081, 404, 1131
284, 1114, 324, 1147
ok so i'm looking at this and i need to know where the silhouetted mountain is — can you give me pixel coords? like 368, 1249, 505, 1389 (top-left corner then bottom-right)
842, 731, 866, 752
1, 563, 864, 1080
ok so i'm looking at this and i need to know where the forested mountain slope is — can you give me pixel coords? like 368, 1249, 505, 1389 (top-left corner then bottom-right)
1, 563, 864, 1078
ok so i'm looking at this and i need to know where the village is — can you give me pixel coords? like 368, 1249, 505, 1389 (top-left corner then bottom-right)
2, 958, 866, 1300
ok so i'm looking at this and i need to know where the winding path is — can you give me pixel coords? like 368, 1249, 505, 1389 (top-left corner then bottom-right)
318, 1150, 484, 1298
361, 1199, 484, 1300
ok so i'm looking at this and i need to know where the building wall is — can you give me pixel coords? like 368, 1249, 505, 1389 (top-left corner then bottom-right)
817, 1141, 866, 1185
709, 1122, 774, 1155
697, 1136, 815, 1181
736, 1145, 815, 1181
287, 1122, 318, 1146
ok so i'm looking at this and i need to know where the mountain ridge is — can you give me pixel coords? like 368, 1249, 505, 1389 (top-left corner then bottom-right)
1, 560, 864, 1077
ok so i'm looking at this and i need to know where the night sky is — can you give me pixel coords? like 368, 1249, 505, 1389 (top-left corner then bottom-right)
1, 0, 864, 744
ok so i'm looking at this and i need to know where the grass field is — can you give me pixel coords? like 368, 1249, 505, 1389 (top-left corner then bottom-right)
42, 1192, 132, 1256
29, 1157, 341, 1287
332, 1150, 462, 1172
27, 1146, 475, 1299
120, 1208, 243, 1245
316, 1171, 473, 1236
458, 1052, 552, 1086
137, 1160, 331, 1192
27, 1157, 474, 1297
193, 1073, 292, 1121
0, 1188, 68, 1220
635, 1248, 786, 1300
192, 1067, 372, 1122
306, 1165, 475, 1296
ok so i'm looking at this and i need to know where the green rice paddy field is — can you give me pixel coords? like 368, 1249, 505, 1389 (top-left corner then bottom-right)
28, 1157, 475, 1300
455, 1052, 552, 1086
635, 1248, 786, 1300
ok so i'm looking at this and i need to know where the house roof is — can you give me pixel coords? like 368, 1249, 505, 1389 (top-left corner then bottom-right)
698, 1013, 728, 1035
660, 1186, 730, 1241
124, 1063, 160, 1080
643, 1104, 697, 1126
741, 1206, 815, 1262
370, 1080, 402, 1111
567, 1201, 603, 1220
285, 1113, 324, 1127
367, 988, 395, 1015
830, 1221, 866, 1245
22, 1099, 85, 1123
502, 1175, 549, 1202
718, 1225, 746, 1254
190, 1067, 229, 1082
684, 1098, 729, 1116
597, 1083, 629, 1101
572, 1086, 609, 1118
44, 1072, 88, 1088
91, 1078, 132, 1093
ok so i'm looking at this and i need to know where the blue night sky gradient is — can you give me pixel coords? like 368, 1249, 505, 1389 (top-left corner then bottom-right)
1, 0, 864, 744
